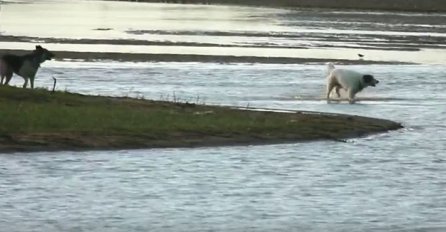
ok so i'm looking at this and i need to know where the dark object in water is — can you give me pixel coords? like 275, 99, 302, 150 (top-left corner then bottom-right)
94, 28, 113, 31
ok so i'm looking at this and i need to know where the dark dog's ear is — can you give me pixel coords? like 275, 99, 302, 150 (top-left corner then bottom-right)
48, 52, 55, 60
36, 45, 43, 50
363, 74, 374, 83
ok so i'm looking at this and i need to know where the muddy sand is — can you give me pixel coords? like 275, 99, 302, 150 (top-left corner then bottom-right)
109, 0, 446, 12
0, 49, 403, 64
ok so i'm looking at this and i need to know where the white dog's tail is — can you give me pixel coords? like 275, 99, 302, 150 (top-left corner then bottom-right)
326, 62, 335, 75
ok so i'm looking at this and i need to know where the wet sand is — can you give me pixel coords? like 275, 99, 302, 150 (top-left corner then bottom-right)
110, 0, 446, 12
1, 34, 444, 51
0, 49, 402, 64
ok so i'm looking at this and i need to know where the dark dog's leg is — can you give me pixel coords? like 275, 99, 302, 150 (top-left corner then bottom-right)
0, 67, 4, 84
4, 70, 13, 86
0, 62, 7, 85
0, 62, 3, 85
30, 77, 35, 89
23, 78, 28, 88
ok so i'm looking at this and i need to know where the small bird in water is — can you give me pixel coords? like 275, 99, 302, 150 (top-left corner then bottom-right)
358, 54, 365, 59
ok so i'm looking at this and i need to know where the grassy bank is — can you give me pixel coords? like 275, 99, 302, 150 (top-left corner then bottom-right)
0, 87, 402, 152
109, 0, 446, 12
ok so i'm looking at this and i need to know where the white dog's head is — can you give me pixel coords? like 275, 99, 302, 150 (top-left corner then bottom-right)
362, 74, 379, 87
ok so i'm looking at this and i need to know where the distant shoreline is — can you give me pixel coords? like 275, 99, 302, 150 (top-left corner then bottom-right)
107, 0, 446, 12
0, 49, 406, 65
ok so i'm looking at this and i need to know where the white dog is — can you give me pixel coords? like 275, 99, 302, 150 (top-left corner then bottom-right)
326, 63, 379, 104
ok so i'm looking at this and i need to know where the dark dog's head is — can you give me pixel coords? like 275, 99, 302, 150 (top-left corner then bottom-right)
34, 45, 55, 62
363, 74, 379, 87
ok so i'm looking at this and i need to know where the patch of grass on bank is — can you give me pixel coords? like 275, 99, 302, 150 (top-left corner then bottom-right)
0, 86, 401, 152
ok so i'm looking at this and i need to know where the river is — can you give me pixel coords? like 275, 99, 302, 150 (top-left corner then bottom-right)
0, 0, 445, 231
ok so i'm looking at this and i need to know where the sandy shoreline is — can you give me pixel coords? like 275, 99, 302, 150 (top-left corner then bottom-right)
0, 49, 405, 64
108, 0, 446, 12
1, 1, 444, 65
2, 34, 442, 51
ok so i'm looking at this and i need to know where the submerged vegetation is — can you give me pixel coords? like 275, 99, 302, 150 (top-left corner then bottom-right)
0, 87, 402, 152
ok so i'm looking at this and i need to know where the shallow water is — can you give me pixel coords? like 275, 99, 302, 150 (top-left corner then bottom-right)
1, 0, 446, 231
1, 0, 446, 63
2, 61, 446, 231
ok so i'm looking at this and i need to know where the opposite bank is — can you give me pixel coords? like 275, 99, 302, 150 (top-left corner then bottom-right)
108, 0, 446, 12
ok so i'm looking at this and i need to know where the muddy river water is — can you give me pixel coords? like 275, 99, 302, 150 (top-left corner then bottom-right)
0, 1, 446, 231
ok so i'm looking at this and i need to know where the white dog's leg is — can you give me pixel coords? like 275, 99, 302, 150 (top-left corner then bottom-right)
326, 81, 335, 103
347, 89, 356, 104
335, 86, 341, 98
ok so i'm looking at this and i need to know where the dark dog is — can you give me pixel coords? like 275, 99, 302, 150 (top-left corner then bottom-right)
0, 45, 54, 88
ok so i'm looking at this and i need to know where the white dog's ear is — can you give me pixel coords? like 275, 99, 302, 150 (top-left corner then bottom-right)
363, 75, 374, 83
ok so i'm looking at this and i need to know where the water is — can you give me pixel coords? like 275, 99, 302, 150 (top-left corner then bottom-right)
2, 61, 446, 231
1, 0, 445, 63
1, 143, 445, 231
1, 1, 446, 231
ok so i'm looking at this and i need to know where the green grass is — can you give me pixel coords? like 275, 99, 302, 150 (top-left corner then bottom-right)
0, 86, 402, 152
